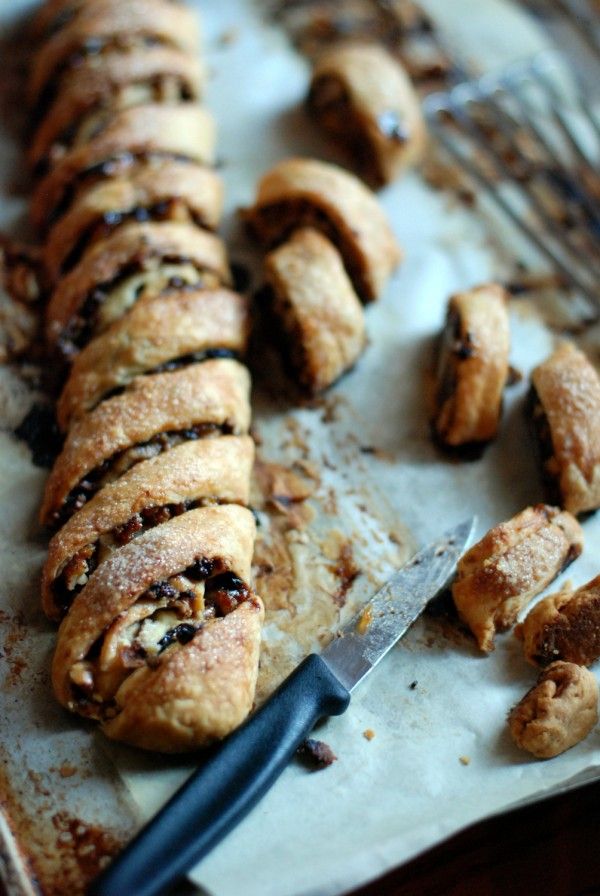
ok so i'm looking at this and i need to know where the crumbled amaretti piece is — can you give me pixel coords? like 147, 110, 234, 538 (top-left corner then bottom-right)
516, 574, 600, 667
452, 505, 583, 652
508, 661, 598, 759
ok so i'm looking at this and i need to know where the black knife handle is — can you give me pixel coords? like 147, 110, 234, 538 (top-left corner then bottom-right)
88, 653, 351, 896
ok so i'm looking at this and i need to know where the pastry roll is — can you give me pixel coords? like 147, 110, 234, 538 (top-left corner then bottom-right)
30, 47, 204, 176
263, 227, 366, 393
32, 105, 216, 231
51, 504, 264, 752
242, 157, 401, 302
42, 435, 255, 619
308, 43, 426, 186
508, 661, 598, 759
433, 283, 510, 447
516, 575, 600, 667
57, 287, 249, 428
40, 358, 251, 527
45, 221, 231, 358
44, 161, 224, 281
530, 342, 600, 516
452, 505, 583, 652
28, 0, 200, 107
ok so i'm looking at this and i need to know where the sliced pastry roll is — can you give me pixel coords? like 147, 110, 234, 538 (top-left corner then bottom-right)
28, 0, 200, 108
530, 342, 600, 516
30, 47, 204, 176
516, 574, 600, 667
57, 287, 249, 428
433, 283, 510, 448
51, 504, 264, 752
242, 157, 401, 302
32, 105, 215, 231
508, 661, 598, 759
39, 358, 251, 527
42, 435, 255, 620
44, 160, 223, 281
308, 43, 426, 186
263, 227, 366, 393
452, 505, 583, 653
45, 221, 231, 358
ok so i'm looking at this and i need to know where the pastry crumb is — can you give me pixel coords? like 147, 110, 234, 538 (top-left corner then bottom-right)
363, 728, 375, 741
296, 738, 337, 769
459, 755, 470, 766
58, 764, 77, 778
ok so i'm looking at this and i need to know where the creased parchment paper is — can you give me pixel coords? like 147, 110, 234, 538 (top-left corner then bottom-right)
1, 1, 600, 895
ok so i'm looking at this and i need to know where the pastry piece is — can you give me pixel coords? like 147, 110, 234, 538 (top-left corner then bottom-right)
308, 43, 426, 186
452, 505, 583, 653
42, 435, 255, 620
51, 504, 264, 752
508, 661, 598, 759
263, 227, 366, 393
44, 160, 223, 281
31, 105, 216, 231
242, 157, 401, 302
57, 287, 249, 428
30, 47, 204, 176
45, 221, 231, 358
28, 0, 200, 108
517, 575, 600, 667
39, 358, 251, 527
433, 284, 510, 447
530, 342, 600, 516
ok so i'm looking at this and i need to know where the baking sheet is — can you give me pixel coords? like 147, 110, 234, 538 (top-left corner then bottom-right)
1, 1, 600, 895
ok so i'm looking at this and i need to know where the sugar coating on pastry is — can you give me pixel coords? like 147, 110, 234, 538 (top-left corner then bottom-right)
263, 227, 366, 393
242, 156, 402, 302
530, 341, 600, 516
308, 43, 426, 186
508, 661, 598, 759
434, 283, 510, 447
516, 574, 600, 667
452, 505, 583, 652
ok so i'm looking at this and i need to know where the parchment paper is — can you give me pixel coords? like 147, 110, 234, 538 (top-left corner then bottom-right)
1, 2, 600, 895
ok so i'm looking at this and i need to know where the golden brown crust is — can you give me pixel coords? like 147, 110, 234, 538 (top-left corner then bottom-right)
516, 574, 600, 667
242, 157, 401, 302
264, 227, 366, 393
42, 436, 255, 619
28, 0, 200, 106
45, 221, 231, 355
309, 43, 426, 186
57, 287, 249, 429
30, 47, 204, 173
531, 342, 600, 516
40, 359, 252, 527
452, 505, 584, 653
434, 284, 510, 447
508, 661, 598, 759
44, 161, 223, 281
31, 105, 215, 231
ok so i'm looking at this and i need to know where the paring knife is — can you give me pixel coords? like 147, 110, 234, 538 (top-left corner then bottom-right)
89, 518, 475, 896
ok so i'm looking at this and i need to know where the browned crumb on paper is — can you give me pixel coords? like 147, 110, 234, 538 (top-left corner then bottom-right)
297, 738, 337, 769
363, 728, 375, 741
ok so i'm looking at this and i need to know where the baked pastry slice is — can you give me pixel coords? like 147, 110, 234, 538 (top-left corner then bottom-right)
308, 43, 426, 186
452, 505, 583, 652
530, 342, 600, 516
40, 358, 251, 527
57, 287, 249, 428
44, 221, 231, 358
263, 227, 366, 393
242, 157, 401, 301
508, 661, 598, 759
51, 504, 264, 752
32, 105, 216, 232
516, 574, 600, 667
42, 435, 255, 620
30, 47, 204, 177
44, 160, 223, 281
433, 283, 510, 447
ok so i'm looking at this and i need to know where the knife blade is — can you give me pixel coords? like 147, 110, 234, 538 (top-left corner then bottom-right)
89, 518, 475, 896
